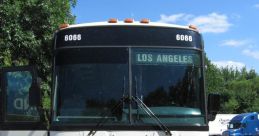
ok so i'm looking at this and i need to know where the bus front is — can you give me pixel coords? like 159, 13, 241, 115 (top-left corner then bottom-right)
51, 20, 208, 136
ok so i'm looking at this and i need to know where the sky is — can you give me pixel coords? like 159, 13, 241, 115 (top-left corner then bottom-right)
72, 0, 259, 72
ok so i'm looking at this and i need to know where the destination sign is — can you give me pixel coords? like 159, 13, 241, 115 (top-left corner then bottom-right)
133, 52, 199, 65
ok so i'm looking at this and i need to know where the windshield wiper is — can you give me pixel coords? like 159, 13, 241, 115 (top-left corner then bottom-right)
134, 76, 171, 136
87, 96, 128, 136
132, 96, 172, 136
87, 77, 129, 136
88, 95, 172, 136
88, 76, 172, 136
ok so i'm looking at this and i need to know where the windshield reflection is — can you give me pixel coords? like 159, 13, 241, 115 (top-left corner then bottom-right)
55, 48, 128, 123
132, 48, 204, 125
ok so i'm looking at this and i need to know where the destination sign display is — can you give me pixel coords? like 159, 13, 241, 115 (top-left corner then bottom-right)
133, 52, 200, 66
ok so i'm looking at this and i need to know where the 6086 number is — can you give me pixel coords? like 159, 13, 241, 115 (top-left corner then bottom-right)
176, 34, 192, 42
64, 34, 81, 41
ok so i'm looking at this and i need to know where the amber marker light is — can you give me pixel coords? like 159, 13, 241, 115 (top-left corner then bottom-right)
108, 18, 118, 23
188, 25, 199, 31
59, 23, 69, 29
124, 18, 134, 23
140, 18, 150, 24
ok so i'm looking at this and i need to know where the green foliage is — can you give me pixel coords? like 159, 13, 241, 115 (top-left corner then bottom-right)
0, 0, 76, 110
223, 97, 239, 113
205, 57, 224, 93
205, 56, 259, 114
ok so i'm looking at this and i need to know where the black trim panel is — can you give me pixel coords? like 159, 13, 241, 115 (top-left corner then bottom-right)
0, 122, 46, 130
0, 69, 3, 122
56, 26, 202, 49
50, 124, 208, 131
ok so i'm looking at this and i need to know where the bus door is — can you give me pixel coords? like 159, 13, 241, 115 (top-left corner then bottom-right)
0, 66, 47, 136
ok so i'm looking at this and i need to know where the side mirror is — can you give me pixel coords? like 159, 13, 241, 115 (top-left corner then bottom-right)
207, 93, 220, 121
29, 77, 41, 107
208, 93, 220, 114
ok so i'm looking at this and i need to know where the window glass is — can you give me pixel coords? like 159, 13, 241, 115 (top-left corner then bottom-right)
132, 48, 205, 125
228, 123, 241, 129
6, 71, 40, 121
55, 48, 129, 124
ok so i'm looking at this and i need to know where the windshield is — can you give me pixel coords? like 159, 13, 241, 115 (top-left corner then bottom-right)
228, 122, 242, 129
53, 47, 205, 126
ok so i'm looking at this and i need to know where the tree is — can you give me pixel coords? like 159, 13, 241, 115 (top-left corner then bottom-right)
0, 0, 76, 108
205, 58, 259, 113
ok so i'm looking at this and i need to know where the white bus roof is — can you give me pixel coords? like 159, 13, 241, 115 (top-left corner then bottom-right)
62, 21, 198, 32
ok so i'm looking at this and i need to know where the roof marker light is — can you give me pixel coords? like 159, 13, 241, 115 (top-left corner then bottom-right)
140, 18, 150, 24
59, 23, 69, 29
188, 25, 198, 31
124, 18, 134, 23
108, 18, 118, 23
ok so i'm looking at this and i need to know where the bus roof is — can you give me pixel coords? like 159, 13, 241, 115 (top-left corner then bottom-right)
61, 21, 198, 32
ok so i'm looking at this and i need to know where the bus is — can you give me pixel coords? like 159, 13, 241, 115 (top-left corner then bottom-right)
0, 19, 219, 136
